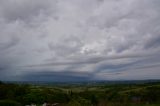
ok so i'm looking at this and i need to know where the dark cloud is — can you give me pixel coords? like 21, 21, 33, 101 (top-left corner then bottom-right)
12, 71, 91, 82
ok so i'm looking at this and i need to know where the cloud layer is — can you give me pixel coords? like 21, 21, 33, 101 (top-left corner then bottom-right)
0, 0, 160, 81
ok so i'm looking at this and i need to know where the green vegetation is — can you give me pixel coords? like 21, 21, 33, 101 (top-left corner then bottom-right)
0, 81, 160, 106
0, 100, 21, 106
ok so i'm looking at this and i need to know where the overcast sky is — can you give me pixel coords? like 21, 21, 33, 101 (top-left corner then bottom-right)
0, 0, 160, 81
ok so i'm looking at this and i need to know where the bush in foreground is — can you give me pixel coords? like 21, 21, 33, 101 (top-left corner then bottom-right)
0, 100, 22, 106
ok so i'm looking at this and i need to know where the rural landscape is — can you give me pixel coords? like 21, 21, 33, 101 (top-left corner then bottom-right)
0, 0, 160, 106
0, 80, 160, 106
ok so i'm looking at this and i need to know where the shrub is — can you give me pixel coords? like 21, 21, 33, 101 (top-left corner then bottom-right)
0, 100, 22, 106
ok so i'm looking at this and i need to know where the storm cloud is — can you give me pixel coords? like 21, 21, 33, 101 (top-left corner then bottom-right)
0, 0, 160, 81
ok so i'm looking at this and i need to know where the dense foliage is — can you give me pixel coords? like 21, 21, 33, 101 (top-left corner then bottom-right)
0, 81, 160, 106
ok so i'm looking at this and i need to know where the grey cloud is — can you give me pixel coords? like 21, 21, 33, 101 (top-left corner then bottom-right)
0, 0, 57, 22
26, 52, 151, 68
144, 35, 160, 49
99, 54, 160, 75
0, 0, 160, 81
48, 36, 83, 56
0, 36, 19, 52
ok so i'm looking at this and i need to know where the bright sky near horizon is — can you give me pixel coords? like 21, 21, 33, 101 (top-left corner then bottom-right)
0, 0, 160, 81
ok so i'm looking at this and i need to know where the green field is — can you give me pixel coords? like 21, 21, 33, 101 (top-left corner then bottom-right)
0, 81, 160, 106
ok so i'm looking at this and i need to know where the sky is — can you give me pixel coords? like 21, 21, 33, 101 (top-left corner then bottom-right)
0, 0, 160, 81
